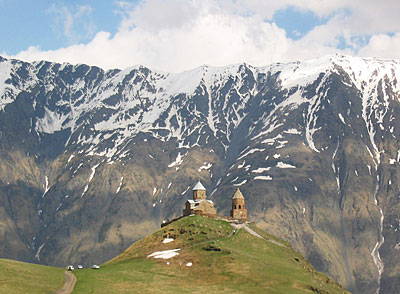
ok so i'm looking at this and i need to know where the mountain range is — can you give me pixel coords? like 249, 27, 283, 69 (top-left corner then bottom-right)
0, 54, 400, 294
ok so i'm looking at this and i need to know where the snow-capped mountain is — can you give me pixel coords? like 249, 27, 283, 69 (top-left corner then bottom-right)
0, 54, 400, 294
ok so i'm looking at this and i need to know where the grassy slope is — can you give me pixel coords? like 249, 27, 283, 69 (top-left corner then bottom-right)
0, 258, 64, 294
73, 216, 349, 294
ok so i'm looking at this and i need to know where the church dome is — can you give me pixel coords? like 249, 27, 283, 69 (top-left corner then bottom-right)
192, 181, 206, 191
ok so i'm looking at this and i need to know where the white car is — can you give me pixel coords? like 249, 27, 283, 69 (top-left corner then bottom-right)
66, 265, 74, 271
91, 264, 100, 269
77, 265, 84, 269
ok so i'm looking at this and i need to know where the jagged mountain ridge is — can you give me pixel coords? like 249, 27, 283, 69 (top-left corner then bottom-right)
0, 54, 400, 294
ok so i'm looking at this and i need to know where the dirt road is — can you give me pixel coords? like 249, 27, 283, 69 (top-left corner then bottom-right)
231, 223, 286, 247
55, 271, 76, 294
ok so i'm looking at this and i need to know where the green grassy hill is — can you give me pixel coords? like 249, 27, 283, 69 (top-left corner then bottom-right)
73, 216, 349, 294
0, 216, 350, 293
0, 258, 64, 294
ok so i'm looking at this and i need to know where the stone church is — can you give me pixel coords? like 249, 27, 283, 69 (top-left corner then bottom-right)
183, 181, 217, 217
183, 181, 248, 222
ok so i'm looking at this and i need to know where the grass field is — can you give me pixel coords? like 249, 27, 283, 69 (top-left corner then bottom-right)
0, 258, 64, 294
0, 216, 349, 293
72, 216, 349, 294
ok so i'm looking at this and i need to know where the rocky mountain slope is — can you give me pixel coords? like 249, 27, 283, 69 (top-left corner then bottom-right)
0, 54, 399, 293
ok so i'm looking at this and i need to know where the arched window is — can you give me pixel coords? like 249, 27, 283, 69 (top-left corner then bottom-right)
234, 205, 237, 209
238, 205, 241, 209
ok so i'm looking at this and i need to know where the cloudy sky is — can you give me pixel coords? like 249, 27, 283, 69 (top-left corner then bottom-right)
1, 0, 399, 72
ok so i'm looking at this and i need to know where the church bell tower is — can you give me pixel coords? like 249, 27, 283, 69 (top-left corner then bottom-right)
230, 188, 248, 221
192, 181, 206, 200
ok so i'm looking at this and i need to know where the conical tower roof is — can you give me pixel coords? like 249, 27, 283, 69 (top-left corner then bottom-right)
232, 188, 244, 199
192, 181, 206, 191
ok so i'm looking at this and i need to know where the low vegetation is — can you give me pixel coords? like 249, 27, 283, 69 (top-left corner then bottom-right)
0, 258, 64, 294
72, 216, 349, 294
0, 216, 349, 293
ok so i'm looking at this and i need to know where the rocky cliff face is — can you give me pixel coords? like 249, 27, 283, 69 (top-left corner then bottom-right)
0, 54, 400, 293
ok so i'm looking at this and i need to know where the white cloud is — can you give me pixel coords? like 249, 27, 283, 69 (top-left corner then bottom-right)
359, 33, 400, 59
46, 4, 96, 44
10, 0, 400, 72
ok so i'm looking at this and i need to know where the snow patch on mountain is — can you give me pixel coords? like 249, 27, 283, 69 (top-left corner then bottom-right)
276, 162, 296, 169
0, 60, 17, 110
269, 55, 334, 89
168, 153, 184, 169
251, 167, 271, 173
198, 162, 212, 172
36, 107, 70, 134
254, 175, 272, 181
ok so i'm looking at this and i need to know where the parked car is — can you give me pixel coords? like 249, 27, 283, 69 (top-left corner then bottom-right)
77, 265, 84, 269
66, 265, 74, 271
91, 264, 100, 269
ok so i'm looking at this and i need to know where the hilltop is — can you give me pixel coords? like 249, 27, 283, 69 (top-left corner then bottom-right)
71, 215, 349, 294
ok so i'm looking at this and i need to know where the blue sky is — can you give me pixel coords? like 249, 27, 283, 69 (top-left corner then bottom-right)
0, 0, 128, 54
272, 7, 328, 40
0, 1, 327, 54
1, 0, 399, 72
